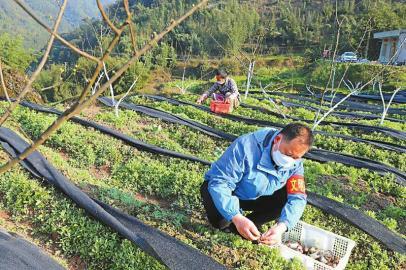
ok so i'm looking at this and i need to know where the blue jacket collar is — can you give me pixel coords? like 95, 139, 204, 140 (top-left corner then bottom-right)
255, 129, 300, 174
257, 131, 279, 175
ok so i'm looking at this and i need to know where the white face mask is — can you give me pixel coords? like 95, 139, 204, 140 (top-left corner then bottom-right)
272, 139, 296, 168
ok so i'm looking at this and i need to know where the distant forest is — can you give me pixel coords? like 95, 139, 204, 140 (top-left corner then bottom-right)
44, 0, 406, 63
0, 0, 405, 102
1, 0, 405, 60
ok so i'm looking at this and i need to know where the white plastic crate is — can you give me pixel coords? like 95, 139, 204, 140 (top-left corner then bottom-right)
277, 221, 356, 270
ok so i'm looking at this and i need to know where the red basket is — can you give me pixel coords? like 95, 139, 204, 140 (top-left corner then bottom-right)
210, 100, 233, 114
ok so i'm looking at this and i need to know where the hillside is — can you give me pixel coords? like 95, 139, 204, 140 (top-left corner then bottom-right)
0, 0, 116, 51
0, 1, 405, 269
44, 0, 406, 65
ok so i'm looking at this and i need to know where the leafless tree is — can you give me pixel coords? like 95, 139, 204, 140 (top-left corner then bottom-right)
326, 18, 373, 108
209, 29, 264, 100
259, 82, 287, 118
0, 0, 209, 174
176, 53, 193, 94
312, 80, 361, 129
377, 82, 402, 125
115, 78, 138, 117
244, 60, 255, 99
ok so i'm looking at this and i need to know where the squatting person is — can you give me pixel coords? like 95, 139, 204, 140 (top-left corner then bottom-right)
200, 123, 313, 245
196, 69, 240, 108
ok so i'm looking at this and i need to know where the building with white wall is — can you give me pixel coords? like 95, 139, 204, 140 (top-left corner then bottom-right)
374, 29, 406, 65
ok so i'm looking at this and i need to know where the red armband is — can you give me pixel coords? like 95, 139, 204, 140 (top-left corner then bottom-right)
287, 175, 306, 195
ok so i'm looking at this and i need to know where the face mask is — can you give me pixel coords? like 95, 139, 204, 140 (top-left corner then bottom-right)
272, 140, 296, 168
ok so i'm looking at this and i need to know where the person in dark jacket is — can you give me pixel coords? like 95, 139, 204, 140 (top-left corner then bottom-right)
197, 69, 240, 108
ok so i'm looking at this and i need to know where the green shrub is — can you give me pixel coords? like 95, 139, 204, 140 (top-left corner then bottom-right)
0, 33, 33, 71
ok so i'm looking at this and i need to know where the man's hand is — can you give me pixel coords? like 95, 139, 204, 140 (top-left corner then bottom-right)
232, 214, 260, 241
259, 222, 287, 245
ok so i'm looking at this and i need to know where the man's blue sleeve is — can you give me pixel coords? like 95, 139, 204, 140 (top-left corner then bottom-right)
204, 139, 246, 221
278, 162, 307, 230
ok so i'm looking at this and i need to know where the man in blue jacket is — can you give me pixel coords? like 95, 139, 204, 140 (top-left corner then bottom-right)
200, 123, 313, 245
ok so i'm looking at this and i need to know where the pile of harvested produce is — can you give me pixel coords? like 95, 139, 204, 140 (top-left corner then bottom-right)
284, 241, 341, 267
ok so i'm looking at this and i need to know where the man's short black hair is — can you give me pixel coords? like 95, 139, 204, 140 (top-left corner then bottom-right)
216, 69, 228, 78
280, 123, 313, 147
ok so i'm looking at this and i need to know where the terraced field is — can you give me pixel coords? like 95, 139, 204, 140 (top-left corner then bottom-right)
0, 86, 405, 269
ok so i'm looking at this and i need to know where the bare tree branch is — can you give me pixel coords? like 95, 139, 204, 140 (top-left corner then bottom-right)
328, 18, 372, 105
0, 0, 209, 174
176, 54, 193, 94
244, 61, 255, 99
313, 39, 406, 130
305, 84, 314, 96
13, 0, 100, 63
103, 61, 116, 104
96, 0, 120, 34
379, 83, 401, 125
313, 0, 342, 126
312, 80, 360, 129
0, 0, 68, 126
313, 9, 388, 126
103, 1, 122, 38
0, 59, 10, 103
259, 82, 287, 119
88, 21, 106, 56
209, 33, 246, 66
124, 0, 137, 54
261, 82, 274, 91
75, 23, 128, 104
91, 72, 105, 95
115, 78, 138, 116
39, 83, 62, 92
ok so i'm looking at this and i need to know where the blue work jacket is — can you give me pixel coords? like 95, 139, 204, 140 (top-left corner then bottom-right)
204, 128, 307, 230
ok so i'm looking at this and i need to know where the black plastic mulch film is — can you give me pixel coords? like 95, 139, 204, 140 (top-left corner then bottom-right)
284, 86, 406, 104
5, 101, 406, 255
328, 90, 406, 104
0, 127, 225, 270
249, 91, 406, 115
22, 102, 212, 166
141, 94, 406, 142
240, 98, 406, 127
23, 99, 405, 186
279, 100, 404, 123
141, 95, 406, 153
239, 93, 405, 123
116, 96, 406, 185
254, 91, 405, 124
319, 95, 405, 114
0, 228, 64, 270
343, 92, 405, 104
